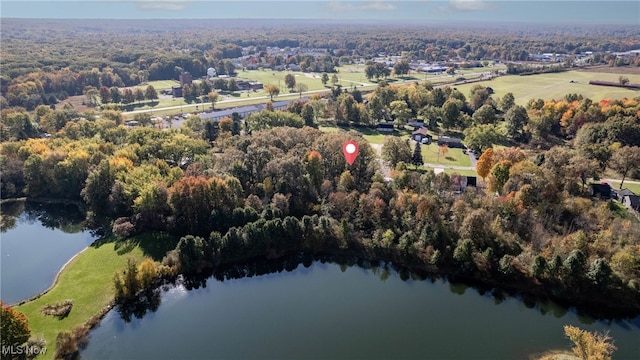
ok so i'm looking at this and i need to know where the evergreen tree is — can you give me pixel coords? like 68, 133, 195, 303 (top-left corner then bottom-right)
411, 141, 423, 168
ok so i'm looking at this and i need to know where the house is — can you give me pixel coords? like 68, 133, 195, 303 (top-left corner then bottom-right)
407, 119, 424, 129
412, 127, 432, 144
612, 188, 635, 201
179, 72, 193, 87
588, 183, 612, 199
377, 122, 395, 133
437, 136, 464, 149
623, 195, 640, 211
172, 86, 183, 98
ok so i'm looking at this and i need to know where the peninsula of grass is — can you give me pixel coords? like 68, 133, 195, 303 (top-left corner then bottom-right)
15, 232, 178, 360
424, 167, 477, 177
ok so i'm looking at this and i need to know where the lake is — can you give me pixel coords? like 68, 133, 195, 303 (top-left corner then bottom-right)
0, 201, 97, 304
82, 257, 640, 360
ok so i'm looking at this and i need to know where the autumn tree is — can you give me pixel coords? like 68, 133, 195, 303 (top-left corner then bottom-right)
476, 147, 494, 181
608, 146, 640, 189
134, 88, 145, 103
331, 73, 339, 86
265, 84, 280, 101
563, 325, 616, 360
382, 137, 412, 168
284, 74, 296, 90
208, 91, 219, 110
1, 301, 30, 348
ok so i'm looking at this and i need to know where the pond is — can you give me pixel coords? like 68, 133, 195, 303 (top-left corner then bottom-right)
0, 201, 97, 304
82, 257, 640, 360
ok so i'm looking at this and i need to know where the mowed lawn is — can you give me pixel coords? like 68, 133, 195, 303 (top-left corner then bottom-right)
15, 233, 177, 360
136, 80, 179, 91
318, 123, 411, 145
421, 143, 472, 167
454, 70, 640, 105
605, 180, 640, 195
424, 166, 477, 177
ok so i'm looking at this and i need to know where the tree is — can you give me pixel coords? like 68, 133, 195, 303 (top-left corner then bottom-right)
284, 74, 296, 90
441, 99, 462, 130
618, 76, 630, 85
208, 91, 219, 109
1, 301, 30, 348
390, 100, 412, 128
294, 83, 308, 98
99, 86, 111, 104
331, 73, 339, 86
228, 78, 239, 92
505, 105, 529, 140
476, 147, 494, 181
134, 88, 145, 103
464, 124, 501, 153
122, 88, 135, 104
83, 86, 99, 106
393, 60, 410, 76
109, 86, 121, 103
472, 104, 497, 125
411, 141, 423, 168
499, 92, 516, 112
144, 85, 158, 100
265, 84, 280, 101
382, 137, 412, 168
321, 73, 329, 86
564, 325, 617, 360
608, 146, 640, 189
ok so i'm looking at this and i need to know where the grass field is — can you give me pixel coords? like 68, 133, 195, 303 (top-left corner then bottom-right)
421, 143, 472, 167
454, 70, 640, 105
136, 80, 179, 91
605, 180, 640, 195
317, 123, 411, 145
15, 233, 177, 360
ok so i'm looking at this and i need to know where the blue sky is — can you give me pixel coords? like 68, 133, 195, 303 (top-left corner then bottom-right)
2, 1, 639, 24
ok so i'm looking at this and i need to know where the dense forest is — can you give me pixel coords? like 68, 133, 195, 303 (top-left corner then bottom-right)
2, 76, 640, 317
2, 19, 639, 110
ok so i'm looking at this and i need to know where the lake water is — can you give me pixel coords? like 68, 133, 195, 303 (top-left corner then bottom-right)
82, 259, 640, 360
0, 202, 96, 304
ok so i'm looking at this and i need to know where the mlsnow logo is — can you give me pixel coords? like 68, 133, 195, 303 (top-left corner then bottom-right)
1, 345, 47, 356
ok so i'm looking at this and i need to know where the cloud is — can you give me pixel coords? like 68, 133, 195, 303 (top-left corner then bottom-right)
136, 0, 191, 11
328, 1, 397, 12
448, 0, 490, 11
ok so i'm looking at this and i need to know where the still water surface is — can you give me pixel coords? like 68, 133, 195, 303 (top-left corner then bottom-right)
82, 260, 640, 360
0, 202, 96, 304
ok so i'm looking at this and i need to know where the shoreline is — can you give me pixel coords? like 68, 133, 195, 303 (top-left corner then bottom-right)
9, 247, 90, 307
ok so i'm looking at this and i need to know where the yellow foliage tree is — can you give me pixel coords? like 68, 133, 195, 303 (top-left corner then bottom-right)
475, 147, 494, 181
563, 325, 616, 360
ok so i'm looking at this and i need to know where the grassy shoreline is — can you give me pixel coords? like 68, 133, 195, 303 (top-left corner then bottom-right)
14, 236, 150, 360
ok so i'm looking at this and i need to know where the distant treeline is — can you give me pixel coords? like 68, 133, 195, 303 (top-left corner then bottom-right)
589, 80, 640, 89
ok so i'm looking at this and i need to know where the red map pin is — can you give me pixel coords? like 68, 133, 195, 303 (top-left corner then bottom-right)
342, 140, 359, 165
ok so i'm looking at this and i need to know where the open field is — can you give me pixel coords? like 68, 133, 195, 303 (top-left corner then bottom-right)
135, 80, 179, 91
15, 233, 177, 360
604, 180, 640, 195
421, 143, 472, 167
318, 123, 411, 144
454, 70, 640, 105
577, 66, 640, 75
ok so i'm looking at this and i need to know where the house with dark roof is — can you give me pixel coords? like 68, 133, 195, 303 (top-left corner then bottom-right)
437, 136, 464, 149
412, 127, 432, 144
623, 195, 640, 212
407, 119, 425, 129
588, 183, 612, 199
376, 122, 395, 133
612, 188, 635, 201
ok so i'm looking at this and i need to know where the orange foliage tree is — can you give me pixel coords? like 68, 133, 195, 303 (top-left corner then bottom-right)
1, 301, 31, 347
475, 147, 494, 181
